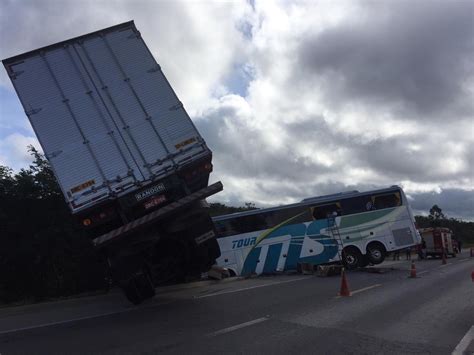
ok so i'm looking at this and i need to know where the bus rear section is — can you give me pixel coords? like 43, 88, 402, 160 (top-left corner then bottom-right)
213, 186, 420, 276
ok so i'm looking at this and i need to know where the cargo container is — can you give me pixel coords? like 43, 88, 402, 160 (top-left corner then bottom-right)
3, 21, 223, 304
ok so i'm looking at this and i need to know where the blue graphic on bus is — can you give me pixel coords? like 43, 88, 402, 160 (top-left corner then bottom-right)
241, 219, 339, 275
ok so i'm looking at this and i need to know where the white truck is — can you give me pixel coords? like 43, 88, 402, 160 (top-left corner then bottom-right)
3, 21, 223, 304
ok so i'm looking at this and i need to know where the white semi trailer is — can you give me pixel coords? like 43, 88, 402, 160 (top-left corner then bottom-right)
3, 21, 223, 304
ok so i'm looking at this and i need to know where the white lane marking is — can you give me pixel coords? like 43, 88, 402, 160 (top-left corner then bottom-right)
336, 284, 382, 298
208, 317, 269, 337
194, 277, 310, 299
0, 310, 132, 336
418, 270, 429, 275
452, 325, 474, 355
457, 258, 470, 263
0, 300, 173, 336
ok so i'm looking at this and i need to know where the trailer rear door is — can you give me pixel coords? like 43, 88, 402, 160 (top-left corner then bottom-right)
3, 21, 209, 213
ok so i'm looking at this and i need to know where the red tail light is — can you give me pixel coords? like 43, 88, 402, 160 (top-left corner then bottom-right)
80, 207, 115, 228
182, 162, 212, 181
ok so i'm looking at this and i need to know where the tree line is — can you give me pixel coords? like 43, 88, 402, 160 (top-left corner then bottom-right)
415, 205, 474, 246
0, 148, 472, 304
0, 148, 258, 304
0, 148, 107, 304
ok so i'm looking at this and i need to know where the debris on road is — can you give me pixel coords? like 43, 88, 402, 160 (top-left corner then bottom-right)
316, 264, 343, 277
207, 266, 231, 280
298, 262, 315, 275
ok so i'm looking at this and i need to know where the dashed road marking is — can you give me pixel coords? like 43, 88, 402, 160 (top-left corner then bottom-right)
336, 283, 382, 298
0, 310, 133, 336
0, 300, 174, 336
351, 283, 382, 295
208, 317, 269, 337
194, 277, 310, 299
452, 325, 474, 355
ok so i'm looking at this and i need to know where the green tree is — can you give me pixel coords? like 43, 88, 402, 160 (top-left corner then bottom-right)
428, 204, 445, 226
209, 201, 258, 217
0, 148, 107, 304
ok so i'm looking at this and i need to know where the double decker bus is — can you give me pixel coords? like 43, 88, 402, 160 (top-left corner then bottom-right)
213, 186, 420, 275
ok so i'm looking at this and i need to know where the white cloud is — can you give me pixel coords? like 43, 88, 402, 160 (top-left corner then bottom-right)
0, 0, 250, 113
201, 0, 474, 217
0, 133, 40, 171
1, 0, 473, 219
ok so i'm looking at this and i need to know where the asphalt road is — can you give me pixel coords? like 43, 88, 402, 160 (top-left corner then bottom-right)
0, 250, 473, 355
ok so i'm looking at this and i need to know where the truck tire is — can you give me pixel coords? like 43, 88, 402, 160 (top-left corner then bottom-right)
123, 270, 156, 305
342, 247, 362, 270
123, 279, 142, 305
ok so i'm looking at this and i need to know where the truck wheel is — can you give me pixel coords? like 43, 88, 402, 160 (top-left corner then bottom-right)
367, 243, 386, 265
153, 240, 187, 284
342, 247, 362, 270
123, 279, 143, 305
123, 270, 156, 305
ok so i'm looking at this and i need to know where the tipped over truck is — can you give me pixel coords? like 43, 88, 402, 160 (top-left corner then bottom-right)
3, 21, 222, 304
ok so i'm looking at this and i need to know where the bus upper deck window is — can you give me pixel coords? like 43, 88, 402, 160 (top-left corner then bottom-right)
312, 203, 341, 220
372, 193, 401, 209
341, 195, 372, 214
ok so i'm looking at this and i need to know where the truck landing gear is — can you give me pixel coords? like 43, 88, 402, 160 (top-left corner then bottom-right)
123, 269, 156, 305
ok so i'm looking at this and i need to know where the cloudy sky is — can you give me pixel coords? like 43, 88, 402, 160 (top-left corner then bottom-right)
0, 0, 473, 219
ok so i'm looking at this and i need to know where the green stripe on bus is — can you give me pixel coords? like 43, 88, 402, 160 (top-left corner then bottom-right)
339, 208, 396, 229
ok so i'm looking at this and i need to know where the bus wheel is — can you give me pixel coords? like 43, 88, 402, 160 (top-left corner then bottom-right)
367, 243, 386, 265
343, 247, 362, 270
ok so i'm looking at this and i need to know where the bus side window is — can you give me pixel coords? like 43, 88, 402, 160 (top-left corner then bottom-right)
215, 220, 236, 238
341, 195, 372, 214
312, 203, 341, 220
268, 206, 310, 226
240, 214, 267, 234
372, 192, 401, 210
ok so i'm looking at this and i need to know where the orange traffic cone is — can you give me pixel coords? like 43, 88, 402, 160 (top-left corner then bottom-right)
471, 271, 474, 282
339, 268, 351, 297
409, 261, 417, 278
442, 251, 447, 265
